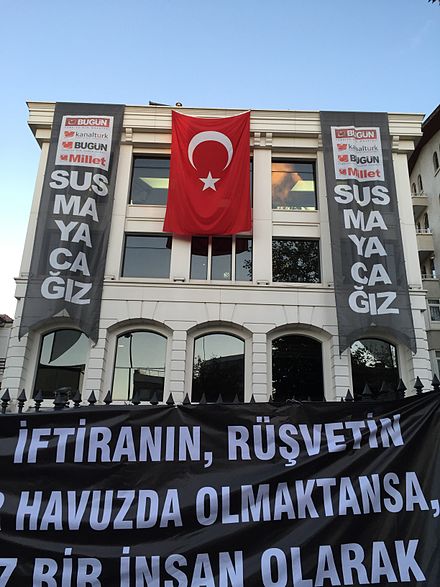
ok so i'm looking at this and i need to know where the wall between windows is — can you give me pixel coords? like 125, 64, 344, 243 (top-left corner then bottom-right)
2, 104, 432, 402
410, 126, 440, 374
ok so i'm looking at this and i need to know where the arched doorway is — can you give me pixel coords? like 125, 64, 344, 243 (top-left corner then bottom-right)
34, 329, 89, 399
350, 338, 399, 398
112, 331, 167, 401
192, 333, 245, 402
272, 335, 324, 401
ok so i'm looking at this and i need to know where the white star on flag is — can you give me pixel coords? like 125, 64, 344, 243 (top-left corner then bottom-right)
199, 171, 220, 191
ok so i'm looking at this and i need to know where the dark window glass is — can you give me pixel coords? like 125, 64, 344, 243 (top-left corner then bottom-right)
434, 152, 439, 172
130, 158, 170, 205
272, 239, 320, 283
190, 237, 252, 281
411, 183, 417, 195
192, 334, 244, 402
122, 235, 171, 278
350, 339, 399, 398
272, 161, 317, 210
272, 335, 324, 402
235, 237, 252, 281
113, 331, 166, 401
34, 330, 88, 399
190, 237, 209, 279
428, 299, 440, 322
418, 174, 424, 192
211, 237, 232, 280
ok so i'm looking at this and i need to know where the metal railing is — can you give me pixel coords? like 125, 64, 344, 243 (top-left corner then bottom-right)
415, 227, 432, 234
1, 375, 439, 413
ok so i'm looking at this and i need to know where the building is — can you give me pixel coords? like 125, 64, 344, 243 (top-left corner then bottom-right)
0, 314, 13, 386
409, 105, 440, 377
1, 102, 433, 405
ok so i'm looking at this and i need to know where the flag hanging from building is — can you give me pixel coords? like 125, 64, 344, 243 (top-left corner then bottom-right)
163, 111, 251, 235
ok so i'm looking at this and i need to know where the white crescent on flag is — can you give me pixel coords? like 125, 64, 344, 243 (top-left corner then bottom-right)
187, 131, 234, 170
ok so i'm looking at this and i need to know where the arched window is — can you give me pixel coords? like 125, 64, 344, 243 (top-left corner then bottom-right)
411, 183, 417, 195
417, 174, 424, 193
424, 213, 430, 230
272, 335, 324, 402
434, 152, 439, 173
192, 333, 244, 402
112, 331, 167, 401
350, 339, 398, 398
34, 329, 89, 399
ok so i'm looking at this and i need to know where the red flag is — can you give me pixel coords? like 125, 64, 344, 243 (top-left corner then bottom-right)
163, 111, 251, 235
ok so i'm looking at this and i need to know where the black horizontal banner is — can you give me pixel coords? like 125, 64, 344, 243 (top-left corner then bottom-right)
0, 394, 439, 585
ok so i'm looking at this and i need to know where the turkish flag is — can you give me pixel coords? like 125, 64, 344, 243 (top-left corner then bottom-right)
163, 111, 251, 235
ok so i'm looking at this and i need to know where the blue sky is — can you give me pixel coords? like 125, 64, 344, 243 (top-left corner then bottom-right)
1, 0, 439, 316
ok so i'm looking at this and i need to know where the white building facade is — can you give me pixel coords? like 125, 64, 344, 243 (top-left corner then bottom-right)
1, 103, 433, 404
409, 105, 440, 377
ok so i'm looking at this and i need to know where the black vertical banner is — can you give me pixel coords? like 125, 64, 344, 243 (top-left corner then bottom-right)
19, 103, 124, 342
320, 112, 416, 353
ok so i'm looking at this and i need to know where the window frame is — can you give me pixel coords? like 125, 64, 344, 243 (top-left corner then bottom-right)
428, 299, 440, 323
191, 332, 246, 403
121, 233, 172, 279
271, 334, 324, 402
111, 329, 168, 402
33, 328, 89, 400
272, 237, 321, 284
190, 235, 253, 282
129, 156, 171, 206
349, 338, 399, 399
271, 159, 318, 211
434, 151, 439, 174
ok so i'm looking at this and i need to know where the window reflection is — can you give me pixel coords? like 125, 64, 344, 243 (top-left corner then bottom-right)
272, 239, 320, 283
272, 335, 324, 402
235, 237, 252, 281
272, 161, 317, 210
190, 237, 209, 279
212, 238, 232, 280
130, 158, 170, 205
122, 235, 172, 278
350, 339, 399, 398
190, 237, 252, 281
113, 331, 167, 401
34, 330, 88, 399
192, 333, 244, 402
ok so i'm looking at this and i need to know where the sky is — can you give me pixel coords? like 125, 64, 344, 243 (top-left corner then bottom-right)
0, 0, 439, 317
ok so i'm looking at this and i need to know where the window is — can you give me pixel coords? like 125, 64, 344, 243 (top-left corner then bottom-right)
192, 333, 244, 402
424, 213, 430, 231
434, 152, 439, 173
272, 239, 320, 283
411, 183, 417, 195
272, 161, 317, 210
130, 157, 170, 205
34, 330, 89, 399
122, 235, 172, 278
112, 331, 166, 401
272, 335, 324, 402
350, 339, 399, 398
417, 174, 424, 193
428, 299, 440, 322
190, 236, 252, 281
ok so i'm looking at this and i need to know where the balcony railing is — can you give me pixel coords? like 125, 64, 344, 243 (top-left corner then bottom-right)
416, 227, 432, 234
412, 191, 427, 198
422, 272, 437, 279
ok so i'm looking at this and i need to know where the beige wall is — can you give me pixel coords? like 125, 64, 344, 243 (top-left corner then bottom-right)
2, 104, 432, 405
